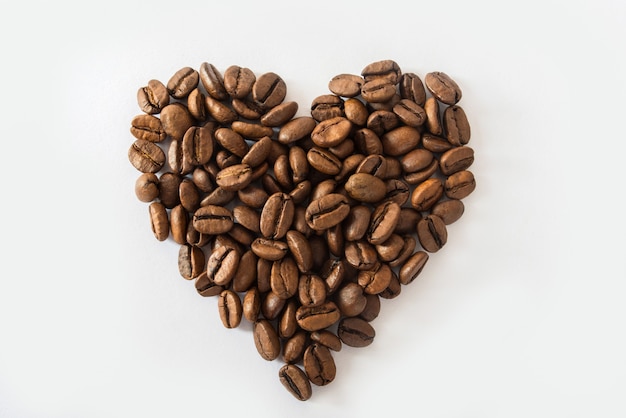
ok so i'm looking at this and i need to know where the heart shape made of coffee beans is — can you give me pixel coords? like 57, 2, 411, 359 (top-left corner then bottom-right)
128, 59, 475, 401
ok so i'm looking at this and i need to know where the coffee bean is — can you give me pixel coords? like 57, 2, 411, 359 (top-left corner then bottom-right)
393, 99, 426, 127
243, 287, 261, 322
260, 192, 295, 240
306, 147, 343, 176
359, 293, 381, 322
439, 146, 474, 176
344, 173, 386, 203
335, 282, 367, 317
192, 205, 234, 235
160, 103, 195, 141
361, 78, 397, 103
261, 290, 286, 320
445, 170, 476, 200
279, 364, 312, 401
298, 273, 327, 307
388, 235, 417, 269
130, 114, 167, 143
231, 250, 258, 292
251, 237, 289, 261
425, 71, 462, 105
381, 126, 421, 156
361, 59, 401, 84
278, 116, 317, 144
422, 132, 453, 153
286, 230, 313, 273
343, 205, 372, 242
344, 97, 369, 126
399, 250, 429, 285
129, 139, 166, 173
261, 101, 299, 127
137, 79, 169, 114
187, 88, 207, 121
194, 271, 223, 297
270, 256, 299, 299
253, 319, 281, 360
344, 240, 378, 271
321, 258, 346, 296
328, 73, 364, 97
223, 65, 256, 99
444, 105, 471, 146
206, 245, 240, 287
231, 120, 274, 140
170, 204, 188, 245
337, 317, 375, 347
367, 201, 401, 245
305, 193, 350, 231
204, 95, 238, 125
367, 110, 399, 136
135, 173, 159, 202
253, 72, 286, 110
431, 199, 465, 225
295, 301, 341, 332
410, 178, 444, 212
148, 201, 169, 241
283, 331, 308, 364
310, 330, 342, 352
417, 214, 448, 253
357, 262, 393, 295
311, 116, 352, 148
215, 163, 253, 192
218, 289, 243, 329
167, 66, 199, 99
311, 94, 344, 122
304, 343, 336, 386
424, 97, 443, 136
278, 300, 298, 339
199, 62, 228, 100
399, 72, 426, 106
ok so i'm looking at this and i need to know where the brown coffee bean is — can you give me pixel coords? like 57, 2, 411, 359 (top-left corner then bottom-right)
270, 256, 299, 299
361, 78, 397, 103
389, 235, 417, 268
379, 271, 402, 299
328, 73, 363, 97
223, 65, 255, 99
167, 66, 199, 99
253, 72, 286, 110
410, 178, 444, 212
306, 147, 342, 176
206, 245, 240, 287
233, 205, 261, 234
214, 128, 249, 158
130, 114, 167, 143
395, 207, 422, 235
242, 287, 261, 323
231, 97, 264, 120
187, 88, 207, 121
298, 273, 327, 307
305, 193, 350, 231
148, 201, 169, 241
160, 103, 194, 141
135, 173, 159, 202
278, 116, 317, 144
304, 343, 336, 386
231, 250, 258, 292
355, 154, 387, 178
344, 97, 369, 126
261, 101, 299, 127
321, 258, 346, 295
253, 319, 281, 361
422, 133, 453, 153
311, 116, 352, 148
199, 62, 228, 100
325, 223, 344, 257
445, 170, 476, 200
344, 173, 386, 203
359, 293, 381, 322
417, 215, 448, 253
381, 126, 421, 156
179, 178, 201, 212
367, 110, 399, 136
295, 301, 341, 332
311, 94, 345, 122
358, 262, 393, 295
218, 289, 243, 329
310, 330, 342, 352
343, 205, 371, 242
335, 282, 367, 317
194, 271, 223, 297
361, 59, 401, 84
215, 163, 253, 192
375, 234, 404, 262
242, 135, 272, 168
344, 240, 378, 271
137, 79, 169, 114
283, 331, 308, 364
439, 146, 474, 176
204, 95, 238, 124
260, 192, 295, 240
399, 250, 429, 285
128, 139, 166, 173
200, 186, 235, 207
399, 72, 426, 106
338, 317, 375, 347
182, 125, 214, 167
192, 205, 234, 235
424, 97, 443, 136
286, 230, 313, 273
393, 99, 427, 127
238, 185, 269, 209
273, 154, 293, 190
444, 105, 471, 146
354, 128, 383, 155
432, 199, 465, 225
367, 201, 401, 245
169, 204, 188, 245
401, 148, 434, 174
251, 237, 289, 261
278, 300, 298, 339
231, 120, 274, 140
279, 363, 312, 401
383, 178, 410, 206
157, 172, 181, 208
425, 71, 462, 105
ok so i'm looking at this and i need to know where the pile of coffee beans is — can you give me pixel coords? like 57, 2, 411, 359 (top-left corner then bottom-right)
128, 60, 474, 401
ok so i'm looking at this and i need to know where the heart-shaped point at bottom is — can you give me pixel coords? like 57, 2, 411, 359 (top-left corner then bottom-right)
129, 59, 475, 400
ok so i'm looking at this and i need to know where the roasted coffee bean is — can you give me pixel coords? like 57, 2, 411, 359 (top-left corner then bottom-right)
305, 193, 350, 231
344, 97, 369, 126
358, 262, 393, 295
278, 116, 317, 144
218, 289, 243, 329
129, 139, 166, 173
328, 138, 355, 160
233, 205, 261, 234
321, 258, 346, 295
167, 66, 199, 99
192, 166, 214, 193
260, 192, 295, 240
279, 364, 312, 401
298, 273, 327, 307
292, 206, 312, 238
256, 257, 272, 293
417, 215, 448, 253
228, 222, 257, 246
375, 234, 404, 262
194, 271, 223, 297
231, 120, 274, 140
432, 199, 465, 225
310, 330, 342, 352
445, 170, 476, 200
214, 128, 249, 158
335, 282, 367, 317
187, 88, 207, 121
410, 178, 444, 212
359, 293, 381, 322
381, 126, 421, 156
379, 271, 401, 299
393, 99, 426, 127
395, 207, 422, 235
251, 237, 289, 261
399, 250, 429, 285
367, 201, 401, 245
261, 101, 299, 127
243, 287, 261, 322
344, 173, 386, 203
361, 78, 397, 103
242, 136, 272, 168
137, 79, 169, 114
200, 186, 236, 207
307, 147, 342, 176
388, 235, 417, 269
325, 223, 344, 257
170, 204, 188, 245
344, 240, 378, 271
148, 201, 169, 241
238, 185, 269, 209
355, 154, 387, 178
304, 343, 336, 386
444, 105, 471, 146
399, 72, 426, 106
158, 172, 181, 208
367, 110, 399, 136
401, 148, 434, 174
193, 205, 234, 235
199, 62, 228, 100
343, 205, 371, 242
311, 94, 344, 122
328, 73, 364, 97
167, 139, 188, 175
361, 59, 401, 84
135, 173, 159, 202
160, 103, 194, 141
130, 114, 167, 143
273, 154, 293, 190
424, 97, 443, 136
338, 317, 375, 347
182, 125, 214, 167
223, 65, 256, 99
279, 300, 299, 339
421, 133, 453, 153
270, 256, 299, 299
311, 116, 352, 148
439, 146, 474, 175
261, 290, 286, 320
215, 163, 253, 192
253, 319, 281, 361
204, 94, 238, 124
213, 234, 244, 254
425, 71, 462, 105
253, 72, 286, 110
384, 179, 410, 206
295, 301, 341, 332
231, 250, 258, 292
354, 128, 383, 155
206, 245, 240, 287
283, 331, 308, 364
231, 97, 264, 120
286, 230, 313, 273
186, 221, 210, 247
179, 178, 201, 212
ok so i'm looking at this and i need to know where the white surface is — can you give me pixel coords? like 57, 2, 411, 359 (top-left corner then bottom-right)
1, 1, 625, 417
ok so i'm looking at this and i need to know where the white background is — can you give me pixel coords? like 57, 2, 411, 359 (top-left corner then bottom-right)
1, 1, 625, 417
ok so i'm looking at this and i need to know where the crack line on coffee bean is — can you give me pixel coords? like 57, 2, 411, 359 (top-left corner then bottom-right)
427, 218, 442, 248
132, 144, 161, 168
